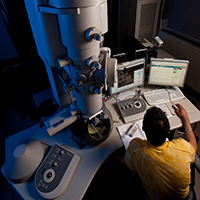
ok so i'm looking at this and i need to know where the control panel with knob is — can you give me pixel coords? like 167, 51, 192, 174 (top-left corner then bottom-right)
117, 97, 147, 123
34, 143, 81, 199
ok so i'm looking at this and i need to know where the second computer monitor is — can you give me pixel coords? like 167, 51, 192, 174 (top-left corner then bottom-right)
148, 58, 189, 87
109, 58, 145, 94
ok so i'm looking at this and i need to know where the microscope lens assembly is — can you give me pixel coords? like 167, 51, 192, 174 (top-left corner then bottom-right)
23, 0, 117, 145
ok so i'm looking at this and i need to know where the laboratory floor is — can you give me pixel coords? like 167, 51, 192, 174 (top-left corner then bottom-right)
0, 86, 200, 200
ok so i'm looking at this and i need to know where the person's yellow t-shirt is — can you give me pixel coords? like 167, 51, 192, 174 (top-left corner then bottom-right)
125, 138, 195, 200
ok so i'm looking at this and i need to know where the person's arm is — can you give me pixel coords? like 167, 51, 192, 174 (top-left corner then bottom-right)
175, 103, 197, 151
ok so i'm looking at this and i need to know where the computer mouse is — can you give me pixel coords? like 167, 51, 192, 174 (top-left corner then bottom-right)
172, 104, 180, 111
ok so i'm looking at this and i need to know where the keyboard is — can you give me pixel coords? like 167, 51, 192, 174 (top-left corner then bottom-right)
143, 87, 185, 105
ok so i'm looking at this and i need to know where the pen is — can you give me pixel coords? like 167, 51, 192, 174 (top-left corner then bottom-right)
125, 124, 135, 137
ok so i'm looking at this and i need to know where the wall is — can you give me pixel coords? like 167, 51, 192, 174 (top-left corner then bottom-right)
0, 14, 18, 62
159, 30, 200, 93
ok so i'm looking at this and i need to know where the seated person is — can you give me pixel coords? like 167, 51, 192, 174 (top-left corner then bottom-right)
125, 104, 197, 200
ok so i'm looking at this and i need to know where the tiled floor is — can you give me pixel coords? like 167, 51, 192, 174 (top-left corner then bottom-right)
0, 86, 200, 200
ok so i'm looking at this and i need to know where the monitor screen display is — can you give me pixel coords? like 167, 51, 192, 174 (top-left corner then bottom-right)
148, 58, 189, 87
109, 58, 145, 94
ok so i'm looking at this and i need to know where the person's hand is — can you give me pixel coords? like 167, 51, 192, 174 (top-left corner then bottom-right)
174, 104, 197, 151
174, 103, 189, 121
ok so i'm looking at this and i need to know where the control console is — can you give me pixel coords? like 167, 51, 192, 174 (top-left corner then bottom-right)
117, 97, 147, 123
35, 143, 80, 199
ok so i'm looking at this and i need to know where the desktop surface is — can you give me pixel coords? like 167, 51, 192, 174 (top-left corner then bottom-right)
2, 85, 200, 200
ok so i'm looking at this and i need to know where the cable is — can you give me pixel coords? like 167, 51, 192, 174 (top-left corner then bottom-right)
165, 88, 174, 104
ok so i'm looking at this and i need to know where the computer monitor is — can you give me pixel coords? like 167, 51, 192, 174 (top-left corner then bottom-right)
109, 58, 145, 94
148, 58, 189, 87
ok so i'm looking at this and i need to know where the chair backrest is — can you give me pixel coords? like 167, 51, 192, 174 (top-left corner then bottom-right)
184, 186, 196, 200
194, 153, 200, 174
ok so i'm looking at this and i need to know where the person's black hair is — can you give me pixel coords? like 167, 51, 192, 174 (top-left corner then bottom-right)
143, 107, 170, 146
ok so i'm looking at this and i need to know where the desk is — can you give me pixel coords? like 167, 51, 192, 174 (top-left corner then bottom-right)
1, 87, 200, 200
1, 117, 123, 200
107, 86, 200, 130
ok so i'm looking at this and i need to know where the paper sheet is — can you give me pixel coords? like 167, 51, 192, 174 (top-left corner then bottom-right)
117, 119, 146, 149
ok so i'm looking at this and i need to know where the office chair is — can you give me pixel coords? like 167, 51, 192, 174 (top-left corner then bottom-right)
194, 153, 200, 174
185, 150, 200, 200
